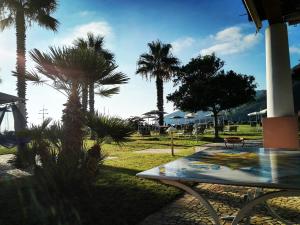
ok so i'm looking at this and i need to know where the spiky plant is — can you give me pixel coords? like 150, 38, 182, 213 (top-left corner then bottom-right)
29, 46, 107, 175
87, 112, 135, 144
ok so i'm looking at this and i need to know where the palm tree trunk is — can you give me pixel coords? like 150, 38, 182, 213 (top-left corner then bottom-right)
15, 10, 27, 129
82, 83, 88, 112
156, 76, 164, 134
88, 82, 96, 139
88, 83, 95, 115
60, 81, 84, 171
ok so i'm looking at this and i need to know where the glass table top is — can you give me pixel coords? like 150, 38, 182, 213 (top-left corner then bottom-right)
137, 148, 300, 189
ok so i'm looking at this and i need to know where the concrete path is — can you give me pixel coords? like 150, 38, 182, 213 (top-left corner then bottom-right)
135, 149, 183, 154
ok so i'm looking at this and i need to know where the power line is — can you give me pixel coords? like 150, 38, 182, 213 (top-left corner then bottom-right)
38, 106, 48, 123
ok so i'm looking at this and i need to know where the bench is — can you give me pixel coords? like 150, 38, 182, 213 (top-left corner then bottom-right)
224, 137, 244, 148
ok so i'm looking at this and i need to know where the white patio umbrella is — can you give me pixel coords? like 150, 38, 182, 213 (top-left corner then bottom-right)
170, 115, 183, 125
142, 115, 158, 124
184, 112, 195, 119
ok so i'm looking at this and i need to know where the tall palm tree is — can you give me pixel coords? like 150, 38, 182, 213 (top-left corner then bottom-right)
136, 40, 179, 133
0, 0, 59, 129
74, 33, 128, 114
29, 46, 106, 172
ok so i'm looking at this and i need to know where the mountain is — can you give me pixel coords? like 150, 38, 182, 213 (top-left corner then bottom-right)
227, 90, 266, 122
165, 83, 300, 125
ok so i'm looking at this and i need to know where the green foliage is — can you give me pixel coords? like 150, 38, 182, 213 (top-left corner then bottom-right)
28, 46, 112, 187
74, 33, 129, 113
87, 112, 135, 144
136, 40, 179, 130
28, 46, 108, 96
167, 54, 257, 138
0, 0, 59, 31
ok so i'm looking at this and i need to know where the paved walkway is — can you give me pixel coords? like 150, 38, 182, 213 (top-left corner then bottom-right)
139, 184, 300, 225
135, 149, 183, 154
139, 140, 300, 225
0, 154, 31, 180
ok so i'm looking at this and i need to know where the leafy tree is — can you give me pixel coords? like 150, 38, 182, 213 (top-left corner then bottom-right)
167, 54, 256, 138
136, 40, 179, 134
74, 33, 129, 113
0, 0, 59, 128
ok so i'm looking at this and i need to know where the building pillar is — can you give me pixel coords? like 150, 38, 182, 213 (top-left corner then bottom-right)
263, 23, 299, 148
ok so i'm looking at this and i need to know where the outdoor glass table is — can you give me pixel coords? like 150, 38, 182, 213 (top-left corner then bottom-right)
137, 148, 300, 225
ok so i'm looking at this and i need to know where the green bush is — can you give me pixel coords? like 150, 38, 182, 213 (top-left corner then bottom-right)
87, 112, 135, 144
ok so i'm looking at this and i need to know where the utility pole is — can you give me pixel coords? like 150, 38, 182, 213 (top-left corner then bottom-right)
39, 106, 48, 123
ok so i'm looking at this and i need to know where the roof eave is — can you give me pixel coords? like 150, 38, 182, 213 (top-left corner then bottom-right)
243, 0, 263, 31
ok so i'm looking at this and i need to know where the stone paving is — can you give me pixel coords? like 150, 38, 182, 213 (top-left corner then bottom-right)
139, 140, 300, 225
0, 154, 31, 180
140, 184, 300, 225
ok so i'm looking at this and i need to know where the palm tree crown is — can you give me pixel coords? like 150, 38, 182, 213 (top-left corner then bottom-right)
29, 46, 108, 169
74, 33, 129, 113
136, 40, 179, 81
0, 0, 59, 129
0, 0, 59, 31
136, 40, 179, 132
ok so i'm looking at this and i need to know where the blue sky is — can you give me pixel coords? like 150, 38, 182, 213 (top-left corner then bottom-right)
1, 0, 300, 126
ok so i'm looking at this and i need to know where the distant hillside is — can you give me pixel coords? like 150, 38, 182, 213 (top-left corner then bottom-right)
228, 90, 266, 122
165, 85, 300, 124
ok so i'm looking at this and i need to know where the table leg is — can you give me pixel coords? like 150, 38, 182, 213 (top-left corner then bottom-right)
231, 190, 300, 225
161, 180, 221, 225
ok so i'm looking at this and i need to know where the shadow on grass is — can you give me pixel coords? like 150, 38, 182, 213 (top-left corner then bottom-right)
137, 141, 196, 148
0, 165, 181, 225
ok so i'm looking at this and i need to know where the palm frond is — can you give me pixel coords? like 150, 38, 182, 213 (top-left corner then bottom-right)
95, 86, 120, 97
0, 0, 20, 12
0, 15, 14, 31
87, 112, 134, 144
136, 39, 180, 81
36, 13, 59, 31
97, 72, 129, 85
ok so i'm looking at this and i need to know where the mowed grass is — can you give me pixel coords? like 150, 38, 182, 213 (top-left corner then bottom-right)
0, 125, 262, 225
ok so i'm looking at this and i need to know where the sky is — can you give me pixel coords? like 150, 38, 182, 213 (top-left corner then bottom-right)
1, 0, 300, 126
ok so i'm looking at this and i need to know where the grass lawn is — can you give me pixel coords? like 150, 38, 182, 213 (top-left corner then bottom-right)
0, 146, 16, 155
0, 125, 262, 225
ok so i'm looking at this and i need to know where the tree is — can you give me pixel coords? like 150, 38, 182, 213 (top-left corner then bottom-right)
136, 40, 179, 134
0, 0, 59, 129
29, 46, 107, 173
167, 54, 256, 138
74, 33, 128, 113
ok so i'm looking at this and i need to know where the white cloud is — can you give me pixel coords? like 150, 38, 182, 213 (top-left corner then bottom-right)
78, 10, 95, 17
56, 21, 113, 46
0, 28, 16, 64
215, 27, 242, 42
290, 46, 300, 54
200, 26, 262, 56
171, 37, 195, 54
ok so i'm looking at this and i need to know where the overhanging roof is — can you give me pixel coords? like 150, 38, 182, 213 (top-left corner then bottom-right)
243, 0, 300, 30
0, 92, 24, 104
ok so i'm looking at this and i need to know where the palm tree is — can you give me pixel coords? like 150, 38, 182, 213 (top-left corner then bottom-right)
74, 33, 128, 114
29, 46, 106, 172
136, 40, 179, 133
0, 0, 59, 129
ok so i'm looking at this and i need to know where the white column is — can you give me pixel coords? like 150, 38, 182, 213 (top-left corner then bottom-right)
265, 23, 294, 118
